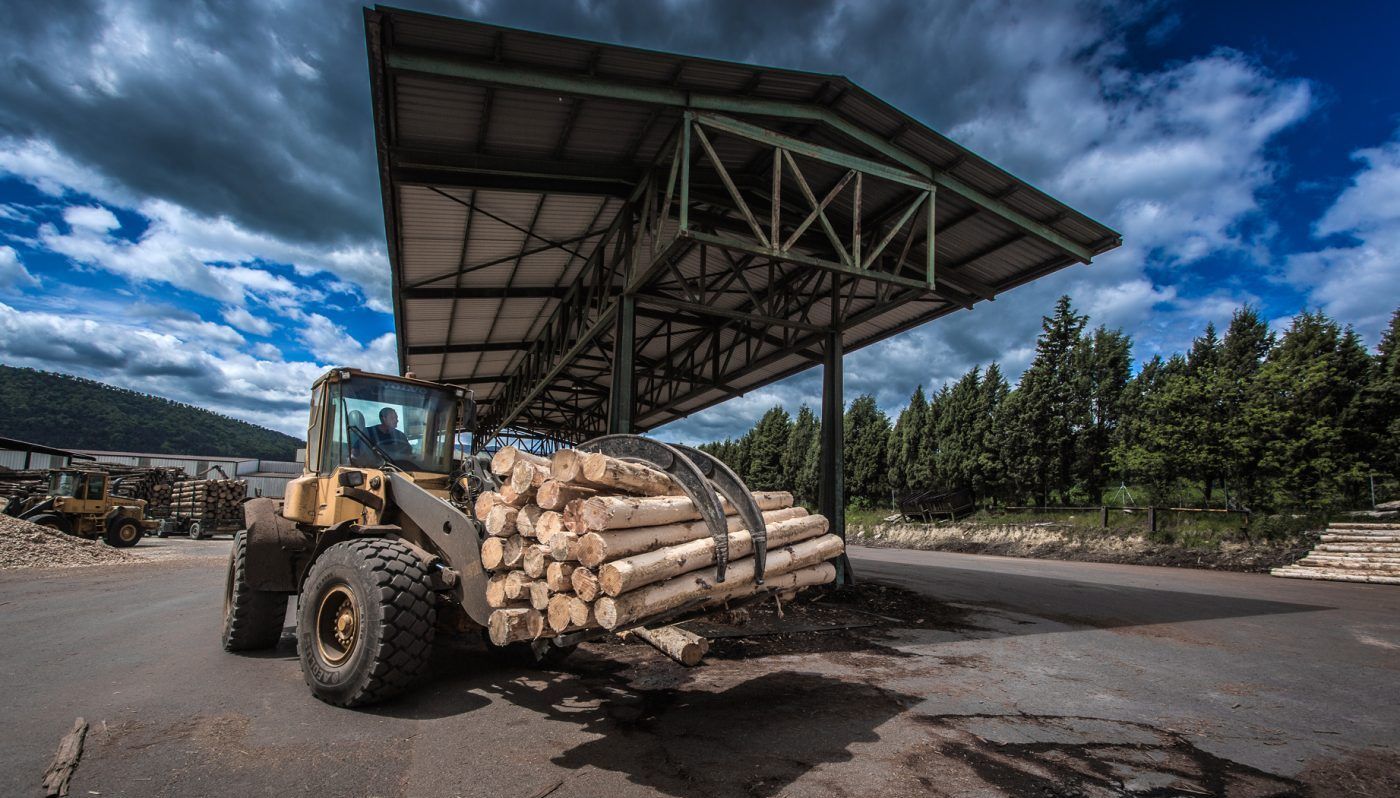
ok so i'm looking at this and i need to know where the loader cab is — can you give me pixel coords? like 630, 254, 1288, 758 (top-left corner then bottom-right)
285, 368, 474, 525
48, 470, 107, 514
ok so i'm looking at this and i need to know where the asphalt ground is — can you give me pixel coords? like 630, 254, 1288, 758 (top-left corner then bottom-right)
1, 538, 1397, 797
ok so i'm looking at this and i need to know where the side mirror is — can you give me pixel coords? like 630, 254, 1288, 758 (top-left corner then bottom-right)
459, 398, 478, 431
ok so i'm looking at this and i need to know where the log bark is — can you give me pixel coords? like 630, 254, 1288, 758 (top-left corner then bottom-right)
536, 480, 599, 510
634, 626, 709, 667
510, 460, 550, 494
577, 506, 809, 567
599, 514, 828, 597
571, 566, 601, 601
577, 491, 794, 532
491, 446, 549, 477
485, 505, 519, 537
488, 608, 544, 645
592, 534, 843, 630
43, 717, 87, 798
545, 561, 576, 592
522, 544, 550, 578
473, 491, 504, 522
579, 452, 680, 496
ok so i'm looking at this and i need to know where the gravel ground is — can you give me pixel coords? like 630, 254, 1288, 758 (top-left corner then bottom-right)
0, 514, 132, 570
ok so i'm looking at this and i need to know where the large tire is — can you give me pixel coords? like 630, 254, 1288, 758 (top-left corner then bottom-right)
28, 513, 71, 535
297, 539, 435, 707
188, 521, 205, 540
222, 531, 289, 651
105, 517, 143, 548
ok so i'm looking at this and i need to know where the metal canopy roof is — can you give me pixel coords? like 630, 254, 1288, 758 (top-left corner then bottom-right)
365, 6, 1121, 443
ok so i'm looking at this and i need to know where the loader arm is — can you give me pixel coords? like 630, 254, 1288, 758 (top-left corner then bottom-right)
385, 472, 495, 626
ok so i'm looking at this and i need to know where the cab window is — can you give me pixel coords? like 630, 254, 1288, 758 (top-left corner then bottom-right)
84, 475, 105, 500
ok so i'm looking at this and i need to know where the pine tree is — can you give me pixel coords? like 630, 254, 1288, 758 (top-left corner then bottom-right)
782, 405, 820, 500
887, 386, 928, 495
974, 363, 1009, 501
935, 367, 982, 492
1217, 307, 1275, 507
743, 406, 791, 490
844, 394, 890, 504
1016, 295, 1089, 503
1075, 326, 1132, 501
1355, 308, 1400, 478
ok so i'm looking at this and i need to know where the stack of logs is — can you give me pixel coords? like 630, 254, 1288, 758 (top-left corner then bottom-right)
169, 478, 247, 528
112, 467, 186, 517
1272, 522, 1400, 584
476, 446, 842, 651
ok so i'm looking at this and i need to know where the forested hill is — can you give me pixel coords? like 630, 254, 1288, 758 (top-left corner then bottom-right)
0, 366, 303, 461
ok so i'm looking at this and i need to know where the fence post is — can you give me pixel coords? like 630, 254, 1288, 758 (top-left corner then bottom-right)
1100, 505, 1109, 528
1148, 506, 1156, 534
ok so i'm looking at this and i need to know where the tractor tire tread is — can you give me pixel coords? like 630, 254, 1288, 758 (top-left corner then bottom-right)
222, 531, 289, 651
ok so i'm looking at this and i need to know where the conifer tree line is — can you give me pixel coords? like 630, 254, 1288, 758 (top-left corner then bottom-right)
697, 296, 1400, 512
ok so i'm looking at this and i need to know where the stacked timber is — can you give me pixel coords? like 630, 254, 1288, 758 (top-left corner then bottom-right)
169, 478, 247, 528
476, 446, 841, 647
1271, 522, 1400, 584
112, 467, 186, 516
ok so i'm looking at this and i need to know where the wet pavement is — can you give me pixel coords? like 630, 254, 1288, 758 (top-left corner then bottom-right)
0, 542, 1396, 797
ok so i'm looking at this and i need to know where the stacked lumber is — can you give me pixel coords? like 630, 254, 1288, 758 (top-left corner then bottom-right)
476, 446, 841, 647
1272, 522, 1400, 584
111, 467, 186, 516
169, 478, 247, 528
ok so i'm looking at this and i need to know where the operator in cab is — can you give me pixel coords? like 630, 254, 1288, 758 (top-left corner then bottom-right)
366, 407, 415, 462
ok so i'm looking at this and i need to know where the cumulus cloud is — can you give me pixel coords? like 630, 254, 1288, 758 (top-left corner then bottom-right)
221, 305, 275, 336
298, 312, 398, 374
0, 301, 322, 435
0, 245, 40, 289
1286, 131, 1400, 340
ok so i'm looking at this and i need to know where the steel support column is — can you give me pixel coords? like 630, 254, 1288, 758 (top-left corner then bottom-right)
608, 294, 636, 433
819, 278, 851, 584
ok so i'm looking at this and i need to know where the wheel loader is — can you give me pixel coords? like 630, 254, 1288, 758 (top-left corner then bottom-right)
223, 367, 778, 707
7, 469, 152, 547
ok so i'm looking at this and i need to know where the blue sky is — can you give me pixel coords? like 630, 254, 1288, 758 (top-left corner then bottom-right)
1, 1, 1397, 441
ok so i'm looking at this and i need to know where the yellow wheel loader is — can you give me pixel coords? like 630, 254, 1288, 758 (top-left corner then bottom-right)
223, 367, 776, 707
10, 469, 152, 548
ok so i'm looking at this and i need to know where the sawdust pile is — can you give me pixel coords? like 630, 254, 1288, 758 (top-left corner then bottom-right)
0, 514, 133, 570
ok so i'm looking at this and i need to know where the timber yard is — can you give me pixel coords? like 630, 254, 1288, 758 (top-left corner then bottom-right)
2, 6, 1398, 798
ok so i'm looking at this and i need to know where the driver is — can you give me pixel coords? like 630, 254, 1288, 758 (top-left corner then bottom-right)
366, 407, 414, 461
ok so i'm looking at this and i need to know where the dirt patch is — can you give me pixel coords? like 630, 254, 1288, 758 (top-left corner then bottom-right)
1298, 748, 1400, 798
854, 521, 1312, 572
0, 514, 133, 570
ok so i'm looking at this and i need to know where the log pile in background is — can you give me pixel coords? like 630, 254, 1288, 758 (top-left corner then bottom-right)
111, 467, 186, 517
477, 446, 841, 647
1272, 522, 1400, 584
169, 478, 247, 529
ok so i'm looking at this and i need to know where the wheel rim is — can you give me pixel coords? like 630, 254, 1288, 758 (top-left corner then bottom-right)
315, 584, 360, 667
118, 524, 138, 543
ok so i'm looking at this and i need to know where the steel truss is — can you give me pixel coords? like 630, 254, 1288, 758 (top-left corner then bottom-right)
477, 111, 967, 444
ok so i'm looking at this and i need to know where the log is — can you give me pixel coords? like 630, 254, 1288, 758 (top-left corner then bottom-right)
577, 506, 809, 567
498, 483, 533, 507
504, 571, 536, 600
522, 544, 550, 578
536, 511, 566, 540
485, 505, 519, 537
529, 580, 554, 611
488, 608, 544, 645
43, 717, 87, 798
634, 626, 709, 667
549, 448, 602, 487
548, 531, 579, 562
593, 534, 843, 630
599, 514, 829, 597
510, 460, 550, 494
481, 537, 506, 570
579, 452, 680, 496
486, 574, 512, 607
515, 505, 544, 538
567, 596, 596, 629
536, 480, 599, 510
545, 561, 576, 592
501, 535, 526, 569
474, 491, 505, 522
577, 491, 794, 532
490, 446, 549, 477
571, 566, 601, 601
546, 594, 576, 633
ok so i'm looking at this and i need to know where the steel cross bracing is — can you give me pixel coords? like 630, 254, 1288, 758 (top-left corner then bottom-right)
476, 111, 988, 443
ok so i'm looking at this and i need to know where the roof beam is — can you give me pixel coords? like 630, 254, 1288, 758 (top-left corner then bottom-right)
392, 148, 638, 196
401, 286, 569, 300
407, 342, 532, 355
384, 48, 1106, 263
